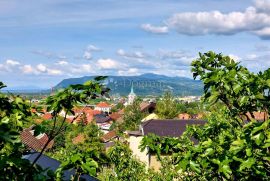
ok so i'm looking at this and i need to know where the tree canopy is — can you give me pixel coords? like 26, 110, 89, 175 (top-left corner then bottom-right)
141, 51, 270, 180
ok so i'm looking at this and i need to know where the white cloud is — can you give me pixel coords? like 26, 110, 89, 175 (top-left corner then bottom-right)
47, 68, 62, 75
82, 44, 102, 60
117, 49, 148, 61
140, 1, 270, 39
81, 64, 92, 72
254, 27, 270, 39
6, 59, 20, 66
166, 7, 270, 36
246, 54, 259, 60
56, 60, 68, 65
36, 64, 47, 72
118, 68, 139, 76
21, 65, 35, 74
97, 58, 122, 69
87, 44, 101, 51
0, 59, 21, 72
255, 0, 270, 13
229, 54, 241, 62
141, 24, 169, 34
83, 51, 92, 60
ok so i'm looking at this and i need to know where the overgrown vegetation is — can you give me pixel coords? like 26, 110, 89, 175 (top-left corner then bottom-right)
141, 51, 270, 180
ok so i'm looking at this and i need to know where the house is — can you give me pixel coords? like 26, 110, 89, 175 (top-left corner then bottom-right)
95, 102, 111, 113
140, 102, 156, 113
20, 127, 54, 151
23, 152, 98, 180
127, 119, 206, 170
101, 130, 117, 142
94, 114, 113, 132
63, 107, 101, 125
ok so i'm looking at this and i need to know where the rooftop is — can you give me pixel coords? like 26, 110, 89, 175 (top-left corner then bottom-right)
142, 119, 206, 137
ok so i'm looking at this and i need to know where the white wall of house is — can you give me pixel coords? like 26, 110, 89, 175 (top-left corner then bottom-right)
127, 136, 149, 167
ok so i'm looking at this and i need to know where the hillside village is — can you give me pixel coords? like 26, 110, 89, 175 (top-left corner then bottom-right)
19, 84, 207, 175
19, 81, 268, 179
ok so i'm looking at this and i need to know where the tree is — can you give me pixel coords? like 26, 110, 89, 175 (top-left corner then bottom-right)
105, 142, 150, 181
122, 99, 144, 131
0, 77, 110, 179
0, 82, 47, 179
155, 91, 178, 119
141, 51, 270, 180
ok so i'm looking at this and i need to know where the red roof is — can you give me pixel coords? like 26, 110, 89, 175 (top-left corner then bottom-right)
73, 107, 101, 116
109, 113, 122, 121
100, 130, 117, 142
96, 102, 111, 108
42, 113, 53, 120
20, 129, 54, 151
73, 113, 94, 124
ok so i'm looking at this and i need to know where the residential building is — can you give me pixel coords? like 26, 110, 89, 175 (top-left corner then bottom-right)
126, 119, 206, 170
95, 102, 111, 113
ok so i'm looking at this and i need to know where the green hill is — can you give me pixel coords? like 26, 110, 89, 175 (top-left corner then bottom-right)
54, 73, 203, 96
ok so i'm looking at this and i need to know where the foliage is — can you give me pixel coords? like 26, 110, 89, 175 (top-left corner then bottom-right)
176, 101, 204, 115
155, 91, 178, 119
141, 51, 270, 180
0, 82, 47, 180
122, 99, 145, 131
0, 76, 110, 180
111, 102, 124, 113
105, 142, 150, 181
191, 51, 270, 119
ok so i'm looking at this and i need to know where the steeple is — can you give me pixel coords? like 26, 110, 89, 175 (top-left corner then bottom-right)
130, 82, 134, 95
127, 82, 136, 105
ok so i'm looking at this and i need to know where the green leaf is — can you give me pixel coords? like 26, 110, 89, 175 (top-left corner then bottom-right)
71, 154, 81, 163
252, 132, 265, 146
239, 158, 256, 171
245, 148, 252, 157
189, 161, 201, 173
230, 139, 245, 154
233, 84, 242, 94
219, 164, 232, 179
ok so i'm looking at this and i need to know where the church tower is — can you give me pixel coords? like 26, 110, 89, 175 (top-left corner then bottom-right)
127, 82, 136, 105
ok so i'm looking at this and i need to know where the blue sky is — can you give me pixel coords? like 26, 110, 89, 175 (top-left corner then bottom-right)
0, 0, 270, 88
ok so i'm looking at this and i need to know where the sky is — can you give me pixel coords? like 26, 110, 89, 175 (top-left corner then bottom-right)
0, 0, 270, 88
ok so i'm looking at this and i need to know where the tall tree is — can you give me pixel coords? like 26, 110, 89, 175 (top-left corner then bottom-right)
156, 91, 178, 119
122, 99, 144, 131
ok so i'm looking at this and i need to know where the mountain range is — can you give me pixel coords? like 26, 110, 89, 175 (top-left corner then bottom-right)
54, 73, 203, 96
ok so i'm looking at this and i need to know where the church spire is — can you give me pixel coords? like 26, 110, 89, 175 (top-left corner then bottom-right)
130, 81, 134, 94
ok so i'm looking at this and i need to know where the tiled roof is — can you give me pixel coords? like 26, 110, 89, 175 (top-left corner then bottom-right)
42, 113, 53, 120
109, 112, 122, 121
142, 119, 206, 137
20, 129, 54, 151
95, 115, 112, 123
96, 102, 111, 108
101, 131, 117, 142
140, 102, 156, 112
73, 113, 94, 124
